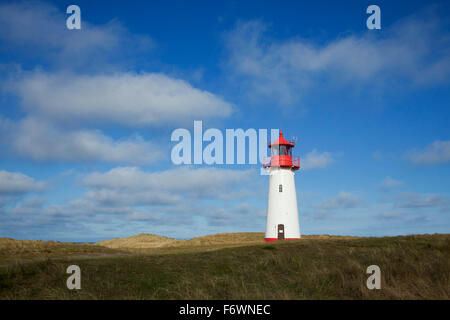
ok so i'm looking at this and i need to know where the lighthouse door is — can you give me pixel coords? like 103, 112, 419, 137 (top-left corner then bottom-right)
277, 224, 285, 240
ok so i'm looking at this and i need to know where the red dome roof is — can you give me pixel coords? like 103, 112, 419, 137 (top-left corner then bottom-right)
269, 130, 295, 147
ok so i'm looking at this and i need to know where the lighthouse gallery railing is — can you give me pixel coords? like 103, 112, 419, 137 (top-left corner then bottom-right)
263, 156, 300, 168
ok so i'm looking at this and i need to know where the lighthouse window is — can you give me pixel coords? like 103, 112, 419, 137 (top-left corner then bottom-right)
280, 146, 287, 155
279, 184, 283, 192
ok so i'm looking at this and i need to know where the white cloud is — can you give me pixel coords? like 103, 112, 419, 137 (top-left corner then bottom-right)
379, 176, 404, 191
394, 192, 449, 209
0, 2, 234, 167
0, 170, 44, 208
316, 192, 363, 210
206, 203, 266, 226
0, 1, 153, 69
0, 170, 43, 194
70, 166, 259, 227
3, 117, 163, 164
407, 140, 450, 166
301, 149, 335, 170
304, 191, 364, 219
8, 71, 233, 127
7, 197, 46, 215
0, 166, 260, 237
83, 166, 255, 202
378, 212, 401, 219
225, 14, 450, 105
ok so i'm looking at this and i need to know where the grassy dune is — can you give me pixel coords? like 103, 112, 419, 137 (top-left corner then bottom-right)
0, 238, 123, 265
96, 234, 177, 249
0, 233, 448, 299
95, 232, 362, 254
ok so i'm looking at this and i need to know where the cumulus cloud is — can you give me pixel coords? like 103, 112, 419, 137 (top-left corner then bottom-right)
394, 192, 449, 209
378, 212, 401, 219
304, 191, 363, 218
316, 192, 363, 210
206, 203, 266, 226
77, 166, 262, 229
7, 197, 46, 215
0, 166, 262, 239
376, 192, 450, 224
301, 149, 335, 170
83, 166, 255, 203
0, 170, 44, 208
0, 1, 153, 69
407, 140, 450, 166
7, 71, 233, 127
1, 117, 163, 164
0, 2, 234, 167
379, 176, 404, 191
225, 14, 450, 105
0, 170, 43, 195
376, 211, 433, 224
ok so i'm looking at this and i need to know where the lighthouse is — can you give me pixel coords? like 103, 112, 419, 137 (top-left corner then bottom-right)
263, 130, 301, 241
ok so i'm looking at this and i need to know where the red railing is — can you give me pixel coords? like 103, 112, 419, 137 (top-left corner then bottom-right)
292, 156, 300, 168
263, 156, 300, 169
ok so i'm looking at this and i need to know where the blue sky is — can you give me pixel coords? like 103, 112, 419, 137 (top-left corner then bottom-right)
0, 0, 449, 241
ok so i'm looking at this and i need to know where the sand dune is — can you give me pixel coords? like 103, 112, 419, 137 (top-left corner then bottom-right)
94, 232, 363, 249
96, 233, 178, 248
0, 232, 364, 253
95, 232, 265, 248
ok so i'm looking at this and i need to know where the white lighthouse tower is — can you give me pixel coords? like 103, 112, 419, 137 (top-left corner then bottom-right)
263, 130, 301, 241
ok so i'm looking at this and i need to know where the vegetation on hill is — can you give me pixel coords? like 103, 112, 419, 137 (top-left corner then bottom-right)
96, 234, 177, 249
0, 238, 121, 265
95, 232, 362, 249
0, 233, 448, 299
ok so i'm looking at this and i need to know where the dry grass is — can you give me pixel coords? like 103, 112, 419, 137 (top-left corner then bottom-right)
0, 238, 123, 266
0, 233, 448, 299
96, 232, 266, 249
96, 234, 177, 249
95, 232, 362, 250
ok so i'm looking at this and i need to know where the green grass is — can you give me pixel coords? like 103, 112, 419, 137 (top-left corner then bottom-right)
0, 234, 448, 299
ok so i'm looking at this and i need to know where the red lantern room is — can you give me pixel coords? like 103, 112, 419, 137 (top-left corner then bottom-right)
263, 130, 300, 170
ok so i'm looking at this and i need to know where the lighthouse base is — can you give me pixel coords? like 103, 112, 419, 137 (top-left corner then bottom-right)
264, 237, 301, 242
